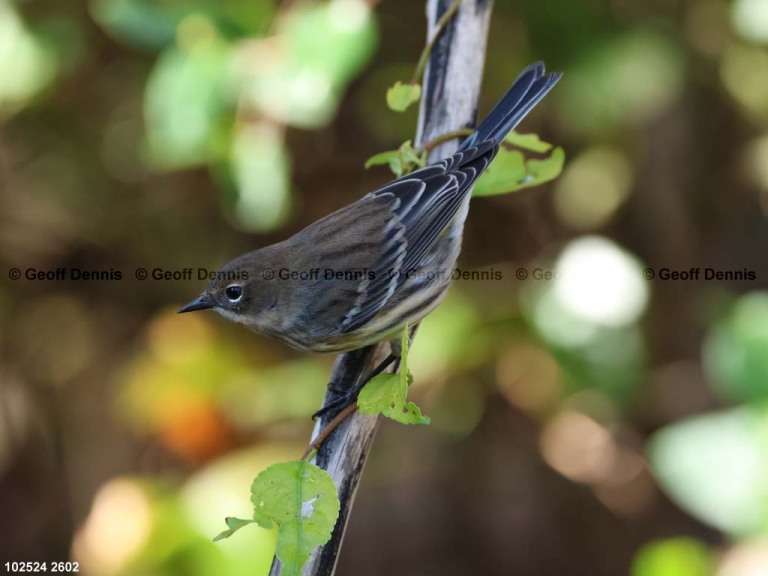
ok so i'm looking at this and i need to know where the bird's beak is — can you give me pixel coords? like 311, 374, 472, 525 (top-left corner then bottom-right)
178, 294, 215, 313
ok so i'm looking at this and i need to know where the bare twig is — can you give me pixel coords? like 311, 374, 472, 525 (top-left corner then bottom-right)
268, 1, 492, 574
300, 402, 359, 461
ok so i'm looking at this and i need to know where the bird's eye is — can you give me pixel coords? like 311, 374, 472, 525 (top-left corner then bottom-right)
225, 285, 243, 302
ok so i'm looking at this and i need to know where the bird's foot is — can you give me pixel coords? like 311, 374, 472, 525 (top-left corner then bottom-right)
312, 392, 355, 421
312, 353, 399, 422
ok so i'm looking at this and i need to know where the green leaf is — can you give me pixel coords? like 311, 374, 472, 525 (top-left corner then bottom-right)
398, 140, 425, 168
473, 146, 565, 197
358, 328, 430, 425
472, 149, 526, 196
648, 407, 768, 537
250, 461, 340, 575
504, 132, 553, 153
358, 373, 402, 412
364, 150, 403, 176
396, 140, 426, 175
386, 81, 421, 112
364, 140, 426, 177
525, 147, 566, 187
631, 537, 713, 576
398, 401, 431, 425
213, 516, 256, 542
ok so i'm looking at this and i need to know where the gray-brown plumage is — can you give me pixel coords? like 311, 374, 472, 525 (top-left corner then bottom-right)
180, 63, 562, 356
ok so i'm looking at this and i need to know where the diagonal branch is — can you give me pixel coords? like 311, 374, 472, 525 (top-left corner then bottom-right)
268, 1, 492, 574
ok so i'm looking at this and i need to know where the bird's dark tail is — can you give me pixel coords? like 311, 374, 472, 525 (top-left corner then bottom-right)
459, 62, 562, 151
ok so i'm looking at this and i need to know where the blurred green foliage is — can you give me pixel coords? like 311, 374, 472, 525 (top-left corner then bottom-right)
104, 0, 377, 232
0, 2, 58, 109
704, 293, 768, 403
650, 406, 768, 538
632, 537, 713, 576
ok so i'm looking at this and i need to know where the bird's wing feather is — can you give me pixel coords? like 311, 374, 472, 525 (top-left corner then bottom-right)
338, 142, 496, 333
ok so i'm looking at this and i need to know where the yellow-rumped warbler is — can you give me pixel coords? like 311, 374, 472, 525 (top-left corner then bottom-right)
180, 63, 560, 411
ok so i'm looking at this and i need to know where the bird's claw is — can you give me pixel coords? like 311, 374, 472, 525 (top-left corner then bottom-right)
312, 392, 356, 421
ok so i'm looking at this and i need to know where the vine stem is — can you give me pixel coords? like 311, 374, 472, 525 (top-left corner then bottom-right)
300, 403, 359, 461
419, 128, 473, 153
410, 0, 463, 84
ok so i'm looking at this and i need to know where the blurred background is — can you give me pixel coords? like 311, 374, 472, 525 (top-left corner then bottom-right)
1, 0, 768, 574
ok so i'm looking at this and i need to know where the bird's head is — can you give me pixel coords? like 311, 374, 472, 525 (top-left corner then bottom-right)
178, 247, 288, 333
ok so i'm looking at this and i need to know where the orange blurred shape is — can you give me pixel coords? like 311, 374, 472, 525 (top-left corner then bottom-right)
540, 410, 654, 516
147, 307, 214, 363
593, 448, 654, 517
158, 392, 233, 462
540, 411, 616, 483
496, 343, 562, 415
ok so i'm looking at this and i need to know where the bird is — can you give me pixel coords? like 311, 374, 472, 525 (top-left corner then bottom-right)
179, 62, 561, 415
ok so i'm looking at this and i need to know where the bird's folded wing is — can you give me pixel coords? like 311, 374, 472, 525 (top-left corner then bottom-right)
339, 142, 496, 333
